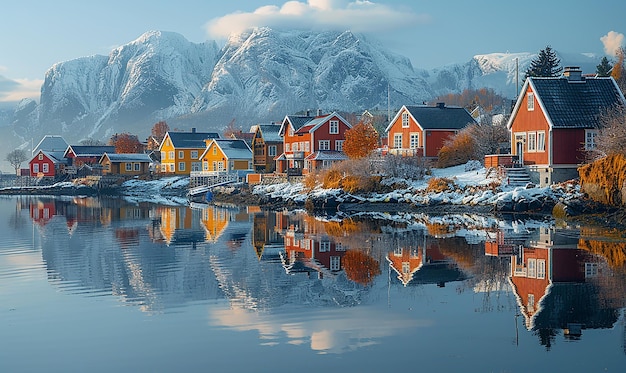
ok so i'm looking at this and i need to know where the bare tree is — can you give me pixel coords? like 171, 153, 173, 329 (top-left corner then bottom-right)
5, 149, 27, 175
589, 105, 626, 160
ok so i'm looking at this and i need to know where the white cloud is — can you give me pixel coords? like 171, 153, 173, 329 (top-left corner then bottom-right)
600, 31, 625, 57
205, 0, 424, 39
0, 77, 42, 102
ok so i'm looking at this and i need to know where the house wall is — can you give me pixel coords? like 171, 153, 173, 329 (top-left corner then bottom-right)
311, 116, 350, 152
425, 130, 455, 158
510, 88, 551, 166
159, 135, 202, 175
387, 110, 424, 154
201, 142, 226, 171
30, 154, 56, 177
552, 128, 585, 165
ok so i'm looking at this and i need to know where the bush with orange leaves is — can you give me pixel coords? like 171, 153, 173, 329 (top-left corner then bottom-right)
426, 177, 456, 192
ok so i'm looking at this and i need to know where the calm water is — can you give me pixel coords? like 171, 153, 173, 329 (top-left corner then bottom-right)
1, 195, 625, 373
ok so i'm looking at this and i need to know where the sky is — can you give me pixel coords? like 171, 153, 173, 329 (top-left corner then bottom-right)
1, 0, 625, 103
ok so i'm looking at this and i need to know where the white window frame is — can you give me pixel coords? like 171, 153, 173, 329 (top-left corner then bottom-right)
161, 151, 166, 160
190, 150, 198, 159
585, 129, 598, 150
268, 145, 277, 156
134, 163, 140, 171
178, 151, 184, 159
330, 256, 340, 271
393, 134, 402, 149
394, 247, 402, 257
409, 133, 420, 149
168, 151, 174, 160
329, 120, 339, 134
335, 140, 344, 152
537, 131, 546, 152
527, 258, 536, 278
42, 163, 49, 173
304, 142, 310, 152
537, 259, 546, 279
402, 112, 409, 128
33, 164, 39, 173
292, 142, 298, 151
527, 132, 537, 152
285, 143, 290, 152
585, 263, 598, 278
402, 262, 410, 274
319, 140, 330, 151
38, 153, 43, 160
319, 240, 331, 252
178, 162, 185, 172
125, 163, 132, 171
527, 93, 535, 111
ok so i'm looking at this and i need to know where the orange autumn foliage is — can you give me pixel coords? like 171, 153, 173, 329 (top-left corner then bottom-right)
342, 250, 381, 286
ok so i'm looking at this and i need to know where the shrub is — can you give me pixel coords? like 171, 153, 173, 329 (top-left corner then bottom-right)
427, 177, 456, 192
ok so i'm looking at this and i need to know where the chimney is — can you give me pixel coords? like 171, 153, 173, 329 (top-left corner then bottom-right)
436, 102, 445, 109
305, 110, 310, 116
563, 66, 583, 81
191, 127, 196, 133
317, 109, 323, 116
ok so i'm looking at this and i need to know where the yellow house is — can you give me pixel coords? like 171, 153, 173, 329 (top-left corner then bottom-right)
199, 139, 253, 172
99, 153, 152, 176
158, 129, 220, 175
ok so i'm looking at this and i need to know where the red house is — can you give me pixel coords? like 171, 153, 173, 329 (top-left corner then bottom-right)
275, 111, 351, 174
507, 66, 626, 186
385, 103, 476, 158
29, 150, 67, 178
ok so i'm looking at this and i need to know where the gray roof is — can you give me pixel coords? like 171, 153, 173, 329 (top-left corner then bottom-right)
67, 145, 115, 157
404, 104, 476, 130
167, 131, 220, 148
257, 124, 282, 142
285, 115, 315, 131
305, 150, 348, 161
528, 76, 625, 129
30, 150, 67, 164
212, 139, 252, 160
33, 135, 68, 154
102, 153, 152, 163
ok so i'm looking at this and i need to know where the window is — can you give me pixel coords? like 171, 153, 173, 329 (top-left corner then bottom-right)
38, 153, 43, 160
329, 120, 339, 134
33, 164, 39, 173
335, 140, 344, 152
191, 162, 201, 171
168, 151, 174, 160
125, 163, 132, 171
527, 132, 537, 152
527, 294, 535, 312
527, 258, 536, 278
394, 247, 403, 256
393, 134, 402, 149
168, 164, 174, 172
402, 262, 410, 274
319, 140, 330, 150
320, 240, 331, 252
190, 150, 198, 159
304, 142, 310, 152
178, 162, 185, 172
178, 151, 184, 159
212, 145, 217, 155
330, 256, 340, 271
527, 93, 534, 111
212, 161, 217, 171
537, 259, 546, 279
268, 145, 276, 156
285, 143, 290, 152
161, 151, 166, 160
217, 161, 224, 171
402, 112, 409, 128
134, 163, 140, 171
335, 242, 345, 251
585, 130, 598, 150
42, 163, 48, 173
410, 133, 420, 149
203, 161, 209, 171
293, 142, 298, 151
537, 131, 546, 152
585, 263, 598, 277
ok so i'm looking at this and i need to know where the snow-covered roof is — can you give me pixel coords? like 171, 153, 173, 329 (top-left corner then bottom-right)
385, 104, 476, 133
33, 135, 69, 155
165, 131, 220, 149
65, 145, 115, 157
257, 124, 282, 142
200, 139, 252, 160
101, 153, 152, 163
305, 150, 348, 161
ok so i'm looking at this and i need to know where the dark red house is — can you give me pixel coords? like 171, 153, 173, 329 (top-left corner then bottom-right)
507, 66, 626, 186
29, 150, 67, 178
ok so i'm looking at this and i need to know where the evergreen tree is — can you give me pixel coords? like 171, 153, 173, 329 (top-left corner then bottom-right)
596, 56, 613, 77
524, 45, 563, 79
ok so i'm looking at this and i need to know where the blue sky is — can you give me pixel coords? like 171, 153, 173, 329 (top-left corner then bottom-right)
1, 0, 625, 103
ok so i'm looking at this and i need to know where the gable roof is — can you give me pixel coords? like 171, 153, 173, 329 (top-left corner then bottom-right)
33, 135, 69, 155
508, 75, 626, 130
294, 112, 352, 135
385, 103, 476, 132
65, 145, 115, 157
200, 139, 252, 160
100, 153, 153, 163
254, 123, 282, 142
386, 104, 476, 132
280, 115, 316, 136
164, 131, 220, 149
29, 149, 67, 165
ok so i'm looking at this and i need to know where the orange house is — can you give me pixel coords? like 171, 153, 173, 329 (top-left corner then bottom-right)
385, 103, 476, 158
158, 129, 220, 175
507, 67, 626, 186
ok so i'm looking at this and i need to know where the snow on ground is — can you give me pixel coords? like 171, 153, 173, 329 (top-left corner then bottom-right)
120, 176, 189, 205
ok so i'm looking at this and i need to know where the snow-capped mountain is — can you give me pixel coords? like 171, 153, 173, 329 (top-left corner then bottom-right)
2, 28, 603, 162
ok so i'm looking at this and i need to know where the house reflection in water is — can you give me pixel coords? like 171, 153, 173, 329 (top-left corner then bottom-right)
507, 227, 619, 349
386, 230, 467, 287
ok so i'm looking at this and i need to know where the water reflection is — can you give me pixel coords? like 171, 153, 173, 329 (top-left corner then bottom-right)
11, 196, 626, 353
